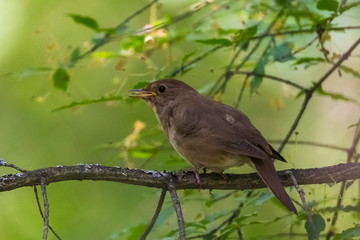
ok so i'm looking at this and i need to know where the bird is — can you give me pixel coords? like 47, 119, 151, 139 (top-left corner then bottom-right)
130, 79, 297, 214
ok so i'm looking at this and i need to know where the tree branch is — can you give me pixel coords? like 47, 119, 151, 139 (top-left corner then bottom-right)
289, 171, 318, 240
1, 163, 360, 192
140, 188, 166, 240
279, 37, 360, 152
231, 71, 306, 90
326, 117, 360, 239
34, 186, 62, 240
251, 26, 360, 40
41, 178, 49, 240
168, 179, 186, 240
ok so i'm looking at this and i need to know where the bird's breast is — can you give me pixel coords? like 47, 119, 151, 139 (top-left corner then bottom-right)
165, 125, 251, 172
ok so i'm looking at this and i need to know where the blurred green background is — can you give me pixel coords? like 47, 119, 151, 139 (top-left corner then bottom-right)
0, 0, 359, 239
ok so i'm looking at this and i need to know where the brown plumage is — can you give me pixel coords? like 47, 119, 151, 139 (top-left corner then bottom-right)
130, 79, 297, 214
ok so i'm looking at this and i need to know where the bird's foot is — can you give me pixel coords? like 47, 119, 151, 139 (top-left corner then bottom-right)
177, 167, 203, 188
217, 172, 228, 180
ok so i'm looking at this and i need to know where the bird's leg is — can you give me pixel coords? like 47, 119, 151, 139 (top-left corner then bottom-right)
216, 172, 228, 181
177, 167, 203, 187
192, 167, 201, 186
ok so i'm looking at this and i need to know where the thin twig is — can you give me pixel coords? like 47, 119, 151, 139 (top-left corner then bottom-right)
188, 191, 252, 239
268, 140, 348, 152
117, 0, 158, 30
169, 46, 223, 77
292, 36, 318, 55
140, 188, 167, 240
41, 178, 50, 240
235, 38, 274, 105
79, 0, 158, 58
289, 171, 318, 240
326, 118, 360, 240
0, 159, 26, 172
312, 37, 360, 90
33, 187, 62, 240
187, 204, 241, 239
231, 71, 306, 90
210, 8, 285, 97
279, 91, 312, 152
234, 75, 249, 108
279, 37, 360, 152
168, 178, 186, 240
251, 26, 360, 40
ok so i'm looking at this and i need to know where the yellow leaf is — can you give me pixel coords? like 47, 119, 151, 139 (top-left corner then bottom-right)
270, 97, 284, 110
213, 92, 223, 102
124, 120, 146, 148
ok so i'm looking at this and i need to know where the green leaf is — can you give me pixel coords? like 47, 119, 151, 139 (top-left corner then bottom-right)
294, 57, 325, 65
296, 89, 306, 98
68, 14, 99, 31
92, 32, 107, 46
91, 51, 118, 59
250, 57, 267, 93
317, 0, 339, 12
218, 224, 236, 239
122, 36, 145, 52
197, 81, 216, 95
339, 65, 360, 79
63, 47, 82, 68
116, 24, 128, 34
186, 222, 207, 230
52, 68, 70, 91
181, 51, 197, 64
233, 212, 258, 224
348, 123, 360, 129
339, 1, 360, 14
128, 146, 157, 159
196, 38, 232, 46
4, 67, 53, 79
293, 57, 325, 69
271, 42, 294, 62
333, 225, 360, 240
201, 210, 233, 225
99, 27, 116, 35
132, 81, 150, 89
315, 85, 359, 104
53, 95, 123, 111
71, 47, 81, 62
153, 206, 174, 230
254, 191, 274, 206
127, 223, 147, 240
305, 214, 326, 240
218, 28, 238, 35
234, 24, 258, 43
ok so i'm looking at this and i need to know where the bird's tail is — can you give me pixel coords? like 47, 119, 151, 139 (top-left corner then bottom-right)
251, 158, 297, 214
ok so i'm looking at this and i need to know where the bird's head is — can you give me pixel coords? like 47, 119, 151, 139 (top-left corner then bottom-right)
129, 79, 197, 109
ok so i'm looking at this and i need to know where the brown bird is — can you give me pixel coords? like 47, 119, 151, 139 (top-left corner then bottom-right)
130, 79, 297, 214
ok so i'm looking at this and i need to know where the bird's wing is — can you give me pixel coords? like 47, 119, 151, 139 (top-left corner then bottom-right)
209, 101, 272, 159
171, 96, 272, 160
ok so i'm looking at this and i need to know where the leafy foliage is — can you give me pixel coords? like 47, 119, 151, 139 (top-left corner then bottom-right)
271, 42, 294, 62
52, 68, 70, 91
333, 225, 360, 240
68, 14, 99, 31
3, 0, 360, 239
316, 0, 339, 13
250, 57, 268, 93
197, 38, 232, 46
53, 95, 123, 111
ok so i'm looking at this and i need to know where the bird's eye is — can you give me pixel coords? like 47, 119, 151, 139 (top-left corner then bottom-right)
158, 86, 166, 93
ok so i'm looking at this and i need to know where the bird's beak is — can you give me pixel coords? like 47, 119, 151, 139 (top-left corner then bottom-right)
129, 89, 156, 98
